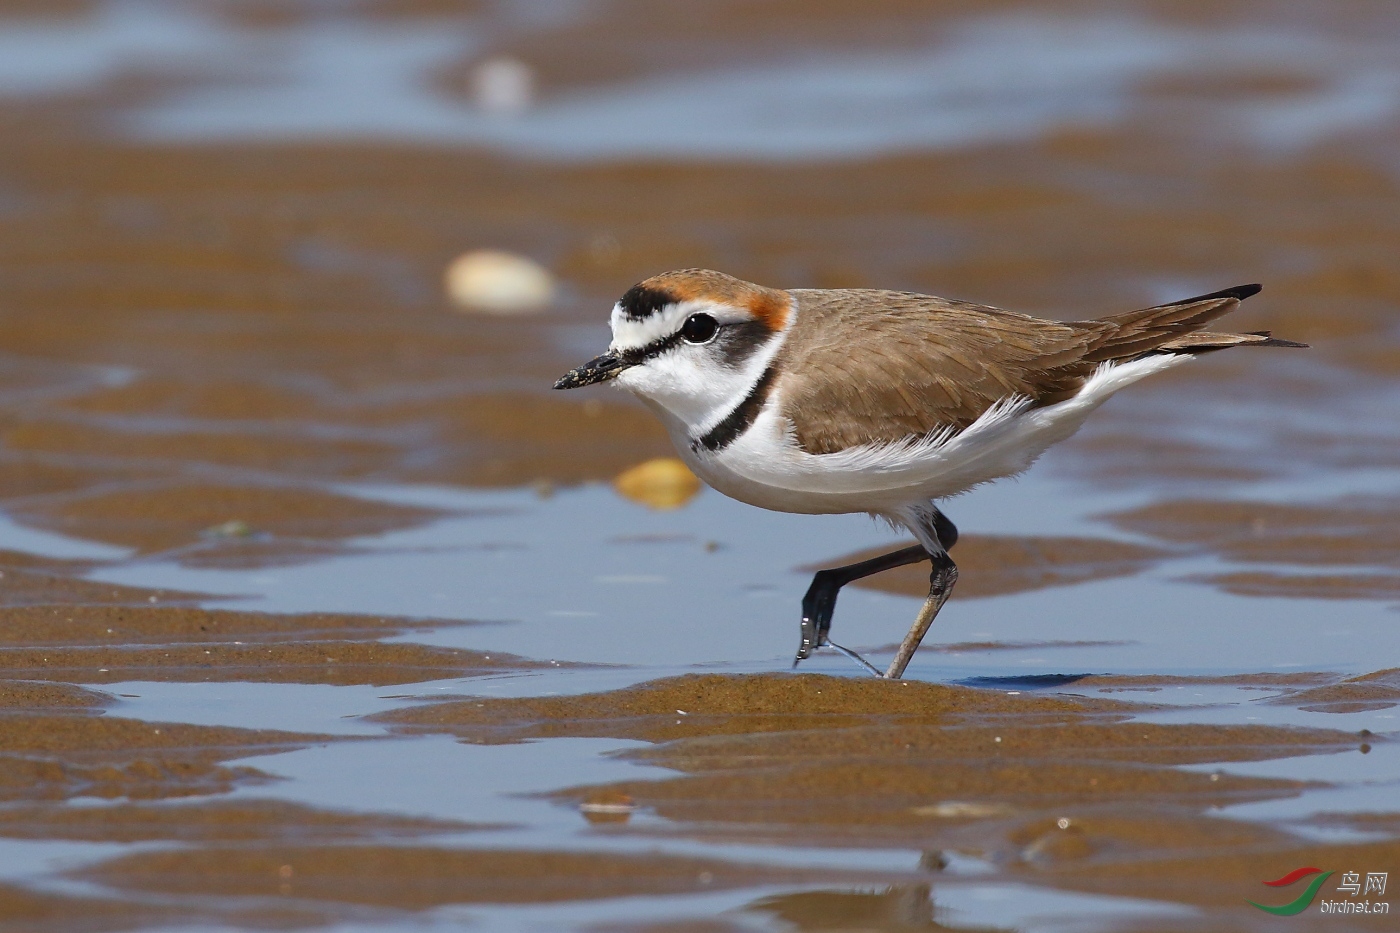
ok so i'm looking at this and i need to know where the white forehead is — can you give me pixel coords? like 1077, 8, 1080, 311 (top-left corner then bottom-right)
608, 299, 750, 352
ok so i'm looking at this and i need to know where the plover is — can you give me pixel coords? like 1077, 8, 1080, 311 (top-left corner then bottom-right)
555, 270, 1303, 679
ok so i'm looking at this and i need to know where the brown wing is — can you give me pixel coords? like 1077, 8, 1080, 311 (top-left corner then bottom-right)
776, 289, 1108, 454
776, 285, 1279, 454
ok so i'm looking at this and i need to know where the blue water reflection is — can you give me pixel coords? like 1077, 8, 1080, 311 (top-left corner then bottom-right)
0, 3, 1397, 158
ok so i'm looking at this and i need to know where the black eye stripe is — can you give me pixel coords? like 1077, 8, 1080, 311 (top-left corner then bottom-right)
618, 330, 684, 366
714, 319, 768, 369
618, 317, 768, 367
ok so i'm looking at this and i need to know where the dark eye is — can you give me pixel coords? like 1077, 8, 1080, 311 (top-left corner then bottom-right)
680, 313, 719, 344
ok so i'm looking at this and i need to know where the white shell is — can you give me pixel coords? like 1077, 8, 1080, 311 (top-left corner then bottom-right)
445, 250, 554, 314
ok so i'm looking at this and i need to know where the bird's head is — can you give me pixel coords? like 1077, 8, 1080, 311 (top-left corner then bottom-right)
554, 269, 791, 431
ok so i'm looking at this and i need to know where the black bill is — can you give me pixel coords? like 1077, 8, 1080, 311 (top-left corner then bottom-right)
553, 351, 629, 390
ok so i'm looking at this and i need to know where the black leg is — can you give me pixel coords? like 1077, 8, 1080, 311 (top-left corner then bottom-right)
930, 509, 958, 550
795, 544, 929, 666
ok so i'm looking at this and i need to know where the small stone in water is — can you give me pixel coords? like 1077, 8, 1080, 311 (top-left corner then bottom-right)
445, 250, 554, 314
472, 56, 534, 116
205, 519, 254, 539
910, 801, 1012, 818
613, 457, 701, 511
580, 790, 635, 824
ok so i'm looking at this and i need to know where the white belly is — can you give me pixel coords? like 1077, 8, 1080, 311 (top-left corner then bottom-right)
673, 355, 1190, 516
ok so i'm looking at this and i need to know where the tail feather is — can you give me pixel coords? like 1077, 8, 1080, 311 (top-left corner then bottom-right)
1080, 283, 1303, 362
1246, 330, 1309, 349
1163, 284, 1263, 305
1156, 330, 1308, 354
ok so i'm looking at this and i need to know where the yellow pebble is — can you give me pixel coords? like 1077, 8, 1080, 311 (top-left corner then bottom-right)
613, 458, 701, 511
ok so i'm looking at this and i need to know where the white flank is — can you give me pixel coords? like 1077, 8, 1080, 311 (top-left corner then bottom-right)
682, 354, 1192, 515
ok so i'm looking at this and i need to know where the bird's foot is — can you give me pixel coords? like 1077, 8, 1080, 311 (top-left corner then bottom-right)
793, 614, 819, 666
795, 571, 841, 667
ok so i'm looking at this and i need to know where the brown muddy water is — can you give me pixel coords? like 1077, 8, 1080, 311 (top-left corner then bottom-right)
0, 1, 1398, 930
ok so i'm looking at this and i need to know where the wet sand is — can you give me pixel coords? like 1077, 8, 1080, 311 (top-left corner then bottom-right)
0, 581, 532, 683
1272, 669, 1400, 714
381, 674, 1356, 844
79, 846, 849, 910
0, 678, 323, 803
0, 855, 339, 931
0, 798, 490, 843
374, 672, 1388, 931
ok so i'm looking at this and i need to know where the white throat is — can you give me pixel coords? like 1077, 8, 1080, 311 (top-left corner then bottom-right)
611, 305, 791, 443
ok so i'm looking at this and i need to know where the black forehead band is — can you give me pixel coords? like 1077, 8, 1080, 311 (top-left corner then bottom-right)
618, 284, 678, 321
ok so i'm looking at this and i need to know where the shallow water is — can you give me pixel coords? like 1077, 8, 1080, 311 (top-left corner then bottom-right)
78, 474, 1400, 674
7, 2, 1400, 160
0, 0, 1398, 930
